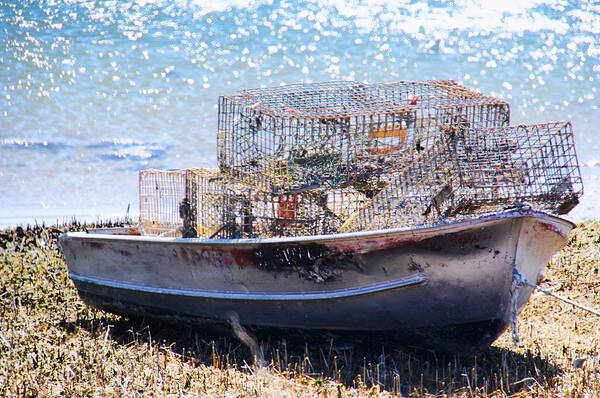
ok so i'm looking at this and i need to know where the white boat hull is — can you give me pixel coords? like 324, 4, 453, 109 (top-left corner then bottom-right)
59, 207, 573, 351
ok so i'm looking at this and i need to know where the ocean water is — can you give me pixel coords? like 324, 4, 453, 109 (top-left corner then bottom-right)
1, 0, 599, 228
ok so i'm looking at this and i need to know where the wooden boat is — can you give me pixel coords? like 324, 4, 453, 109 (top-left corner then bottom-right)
59, 205, 573, 352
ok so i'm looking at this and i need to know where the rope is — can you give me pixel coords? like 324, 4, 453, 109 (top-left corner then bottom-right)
516, 272, 600, 317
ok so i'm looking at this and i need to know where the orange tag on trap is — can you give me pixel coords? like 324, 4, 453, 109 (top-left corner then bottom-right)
369, 126, 407, 139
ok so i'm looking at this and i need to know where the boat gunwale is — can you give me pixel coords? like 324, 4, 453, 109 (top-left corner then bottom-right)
61, 207, 575, 246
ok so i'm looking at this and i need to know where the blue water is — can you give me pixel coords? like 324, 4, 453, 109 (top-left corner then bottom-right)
1, 0, 599, 227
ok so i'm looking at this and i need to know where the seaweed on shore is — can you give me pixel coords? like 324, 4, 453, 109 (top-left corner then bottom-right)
0, 220, 131, 251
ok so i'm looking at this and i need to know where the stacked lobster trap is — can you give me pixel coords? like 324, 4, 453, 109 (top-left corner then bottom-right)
217, 80, 510, 194
138, 80, 583, 238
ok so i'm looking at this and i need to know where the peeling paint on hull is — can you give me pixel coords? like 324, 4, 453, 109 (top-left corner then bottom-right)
59, 208, 573, 352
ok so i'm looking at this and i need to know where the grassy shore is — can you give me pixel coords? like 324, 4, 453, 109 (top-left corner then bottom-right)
0, 221, 598, 397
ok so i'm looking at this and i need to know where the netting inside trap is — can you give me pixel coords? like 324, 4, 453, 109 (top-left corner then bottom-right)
217, 80, 510, 194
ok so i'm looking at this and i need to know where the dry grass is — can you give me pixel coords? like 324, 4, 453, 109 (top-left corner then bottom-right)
0, 221, 598, 397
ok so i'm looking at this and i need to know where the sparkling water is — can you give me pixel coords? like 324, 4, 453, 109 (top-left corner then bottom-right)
1, 0, 598, 227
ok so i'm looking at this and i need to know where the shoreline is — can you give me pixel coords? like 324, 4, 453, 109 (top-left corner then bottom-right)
0, 211, 596, 232
0, 211, 138, 231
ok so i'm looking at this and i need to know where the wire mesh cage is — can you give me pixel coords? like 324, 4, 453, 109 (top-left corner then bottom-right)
339, 121, 583, 232
217, 80, 510, 194
139, 168, 369, 238
139, 168, 186, 236
139, 168, 224, 237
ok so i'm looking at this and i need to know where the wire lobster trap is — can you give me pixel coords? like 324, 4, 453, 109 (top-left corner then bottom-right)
139, 168, 186, 236
444, 121, 582, 213
244, 188, 369, 238
217, 80, 509, 194
139, 168, 225, 237
339, 121, 583, 232
139, 168, 369, 238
